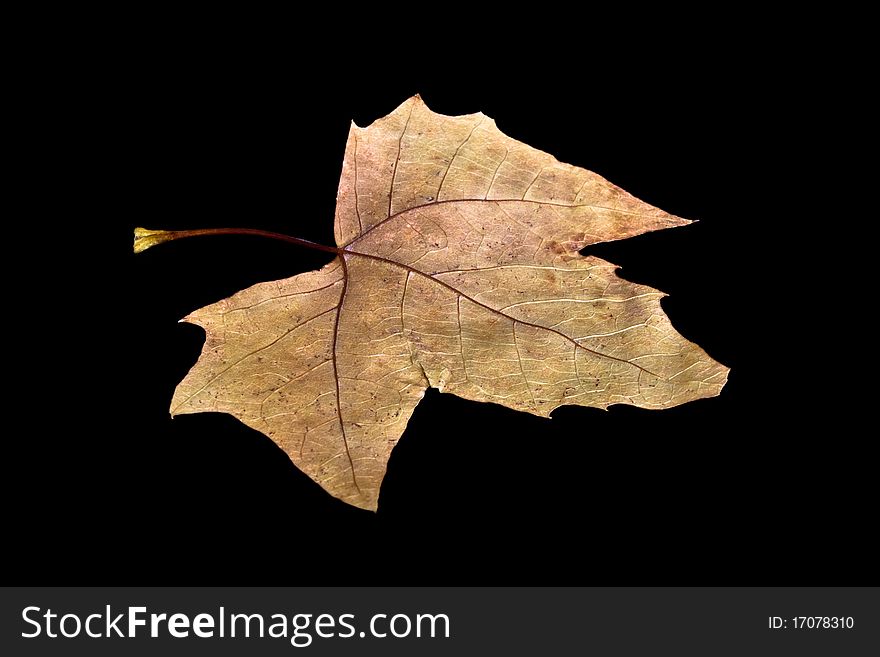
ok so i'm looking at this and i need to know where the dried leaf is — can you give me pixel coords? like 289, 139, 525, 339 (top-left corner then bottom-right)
142, 95, 728, 510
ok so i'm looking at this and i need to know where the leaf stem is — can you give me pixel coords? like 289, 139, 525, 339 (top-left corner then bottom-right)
133, 227, 342, 255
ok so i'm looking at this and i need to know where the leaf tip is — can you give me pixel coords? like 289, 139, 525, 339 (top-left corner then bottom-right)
133, 227, 174, 253
666, 214, 695, 228
716, 363, 732, 389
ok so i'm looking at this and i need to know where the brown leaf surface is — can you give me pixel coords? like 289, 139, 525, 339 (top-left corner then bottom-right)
167, 95, 728, 510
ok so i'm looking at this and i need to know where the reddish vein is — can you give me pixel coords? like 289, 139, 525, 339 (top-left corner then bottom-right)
330, 255, 360, 493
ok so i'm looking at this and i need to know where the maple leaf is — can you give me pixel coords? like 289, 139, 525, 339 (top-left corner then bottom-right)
135, 95, 728, 510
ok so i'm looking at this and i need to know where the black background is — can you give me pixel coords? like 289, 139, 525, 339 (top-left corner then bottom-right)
11, 31, 869, 584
